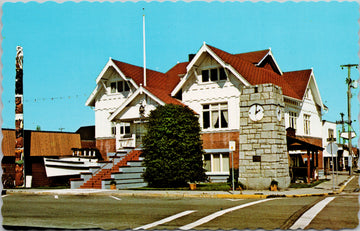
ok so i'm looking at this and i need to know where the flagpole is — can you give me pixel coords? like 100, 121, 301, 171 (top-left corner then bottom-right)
143, 8, 146, 87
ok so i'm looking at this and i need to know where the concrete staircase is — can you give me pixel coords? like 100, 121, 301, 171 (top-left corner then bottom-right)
75, 149, 147, 189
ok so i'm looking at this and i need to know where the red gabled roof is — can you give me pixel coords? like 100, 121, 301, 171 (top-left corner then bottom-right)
234, 49, 269, 64
283, 69, 313, 101
111, 59, 185, 106
111, 59, 168, 90
165, 61, 189, 91
144, 86, 184, 106
207, 44, 309, 100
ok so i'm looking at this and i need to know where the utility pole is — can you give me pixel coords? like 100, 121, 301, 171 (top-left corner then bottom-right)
340, 64, 358, 175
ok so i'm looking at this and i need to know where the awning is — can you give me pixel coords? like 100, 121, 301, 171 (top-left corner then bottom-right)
287, 135, 323, 152
204, 148, 231, 153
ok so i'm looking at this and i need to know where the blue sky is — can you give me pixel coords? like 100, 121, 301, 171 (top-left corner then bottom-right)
1, 1, 359, 143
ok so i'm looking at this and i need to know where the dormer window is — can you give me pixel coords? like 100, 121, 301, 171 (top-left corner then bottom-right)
111, 80, 130, 93
201, 67, 227, 83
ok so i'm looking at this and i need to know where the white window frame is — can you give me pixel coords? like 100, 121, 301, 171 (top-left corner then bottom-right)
110, 80, 130, 94
289, 111, 297, 130
120, 123, 131, 136
201, 67, 227, 83
111, 123, 116, 137
202, 103, 229, 130
203, 153, 230, 173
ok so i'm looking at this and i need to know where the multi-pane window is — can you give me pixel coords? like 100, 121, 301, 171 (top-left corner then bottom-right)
304, 114, 311, 135
201, 67, 227, 82
203, 103, 228, 129
111, 80, 130, 93
289, 111, 297, 129
203, 153, 229, 173
120, 124, 131, 135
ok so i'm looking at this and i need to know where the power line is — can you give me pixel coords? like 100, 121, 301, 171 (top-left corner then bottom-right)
3, 93, 89, 104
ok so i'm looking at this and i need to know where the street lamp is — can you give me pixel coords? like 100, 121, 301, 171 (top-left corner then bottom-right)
139, 103, 145, 146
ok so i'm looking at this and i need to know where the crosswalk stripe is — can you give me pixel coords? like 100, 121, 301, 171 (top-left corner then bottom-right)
179, 198, 277, 230
289, 196, 335, 229
109, 196, 122, 201
134, 210, 196, 230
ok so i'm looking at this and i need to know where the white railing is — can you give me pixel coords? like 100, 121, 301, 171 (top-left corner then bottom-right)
117, 134, 136, 150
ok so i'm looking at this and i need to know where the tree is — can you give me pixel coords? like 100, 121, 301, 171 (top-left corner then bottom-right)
142, 104, 207, 188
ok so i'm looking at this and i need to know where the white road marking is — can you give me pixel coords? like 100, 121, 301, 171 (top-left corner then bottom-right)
226, 199, 244, 201
179, 198, 277, 230
289, 196, 335, 230
134, 210, 196, 230
109, 196, 122, 201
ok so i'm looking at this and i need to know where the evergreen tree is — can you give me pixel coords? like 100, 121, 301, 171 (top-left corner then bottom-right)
142, 104, 207, 188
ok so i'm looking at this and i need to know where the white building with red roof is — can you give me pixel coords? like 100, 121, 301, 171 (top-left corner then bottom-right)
86, 42, 327, 187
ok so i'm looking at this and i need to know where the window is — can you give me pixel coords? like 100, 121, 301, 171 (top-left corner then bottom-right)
120, 124, 131, 135
201, 67, 227, 82
111, 123, 116, 136
110, 81, 130, 93
289, 112, 297, 129
203, 153, 229, 173
304, 114, 311, 135
203, 103, 228, 129
328, 129, 334, 139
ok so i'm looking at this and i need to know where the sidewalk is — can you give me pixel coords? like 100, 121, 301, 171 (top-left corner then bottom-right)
5, 173, 357, 199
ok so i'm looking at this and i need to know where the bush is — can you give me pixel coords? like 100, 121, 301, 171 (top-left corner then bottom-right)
142, 104, 207, 188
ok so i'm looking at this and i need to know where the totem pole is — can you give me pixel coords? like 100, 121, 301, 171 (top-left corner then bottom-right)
15, 46, 25, 187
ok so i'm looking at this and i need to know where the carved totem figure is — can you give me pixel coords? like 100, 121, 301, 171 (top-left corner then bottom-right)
15, 46, 24, 187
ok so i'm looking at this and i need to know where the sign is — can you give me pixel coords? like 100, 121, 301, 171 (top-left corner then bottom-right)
348, 156, 353, 167
253, 155, 261, 162
340, 132, 356, 140
325, 143, 338, 155
229, 141, 236, 151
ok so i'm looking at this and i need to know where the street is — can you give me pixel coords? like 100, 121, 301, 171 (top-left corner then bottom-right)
2, 176, 359, 230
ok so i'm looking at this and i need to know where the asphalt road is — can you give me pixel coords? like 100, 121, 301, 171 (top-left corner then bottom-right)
2, 194, 358, 230
2, 176, 359, 230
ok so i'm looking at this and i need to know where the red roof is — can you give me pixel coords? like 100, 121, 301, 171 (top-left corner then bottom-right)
145, 86, 184, 106
112, 45, 312, 102
112, 59, 186, 106
207, 44, 310, 100
234, 49, 270, 64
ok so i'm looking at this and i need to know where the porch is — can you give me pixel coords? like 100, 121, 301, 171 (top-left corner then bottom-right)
287, 135, 323, 183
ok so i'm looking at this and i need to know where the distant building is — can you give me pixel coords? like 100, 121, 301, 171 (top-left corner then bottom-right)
1, 128, 100, 188
86, 43, 330, 189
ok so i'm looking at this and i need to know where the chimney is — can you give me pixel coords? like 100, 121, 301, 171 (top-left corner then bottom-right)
188, 54, 196, 62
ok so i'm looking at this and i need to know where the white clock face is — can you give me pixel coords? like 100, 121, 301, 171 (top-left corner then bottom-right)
276, 106, 282, 121
249, 104, 264, 121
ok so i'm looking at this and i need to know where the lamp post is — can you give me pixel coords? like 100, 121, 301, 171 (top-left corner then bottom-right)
139, 103, 145, 146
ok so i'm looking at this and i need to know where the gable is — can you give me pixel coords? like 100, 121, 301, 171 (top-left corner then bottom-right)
257, 55, 282, 75
108, 86, 184, 122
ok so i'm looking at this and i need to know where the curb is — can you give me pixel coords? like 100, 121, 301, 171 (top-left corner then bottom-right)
5, 175, 355, 199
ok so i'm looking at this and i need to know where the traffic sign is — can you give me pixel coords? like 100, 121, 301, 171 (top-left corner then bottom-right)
326, 143, 338, 155
229, 141, 236, 151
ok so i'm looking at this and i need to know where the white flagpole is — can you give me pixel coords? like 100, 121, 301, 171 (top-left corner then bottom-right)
143, 8, 146, 87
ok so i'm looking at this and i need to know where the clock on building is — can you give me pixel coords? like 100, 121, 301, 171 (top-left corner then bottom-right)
249, 104, 264, 121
